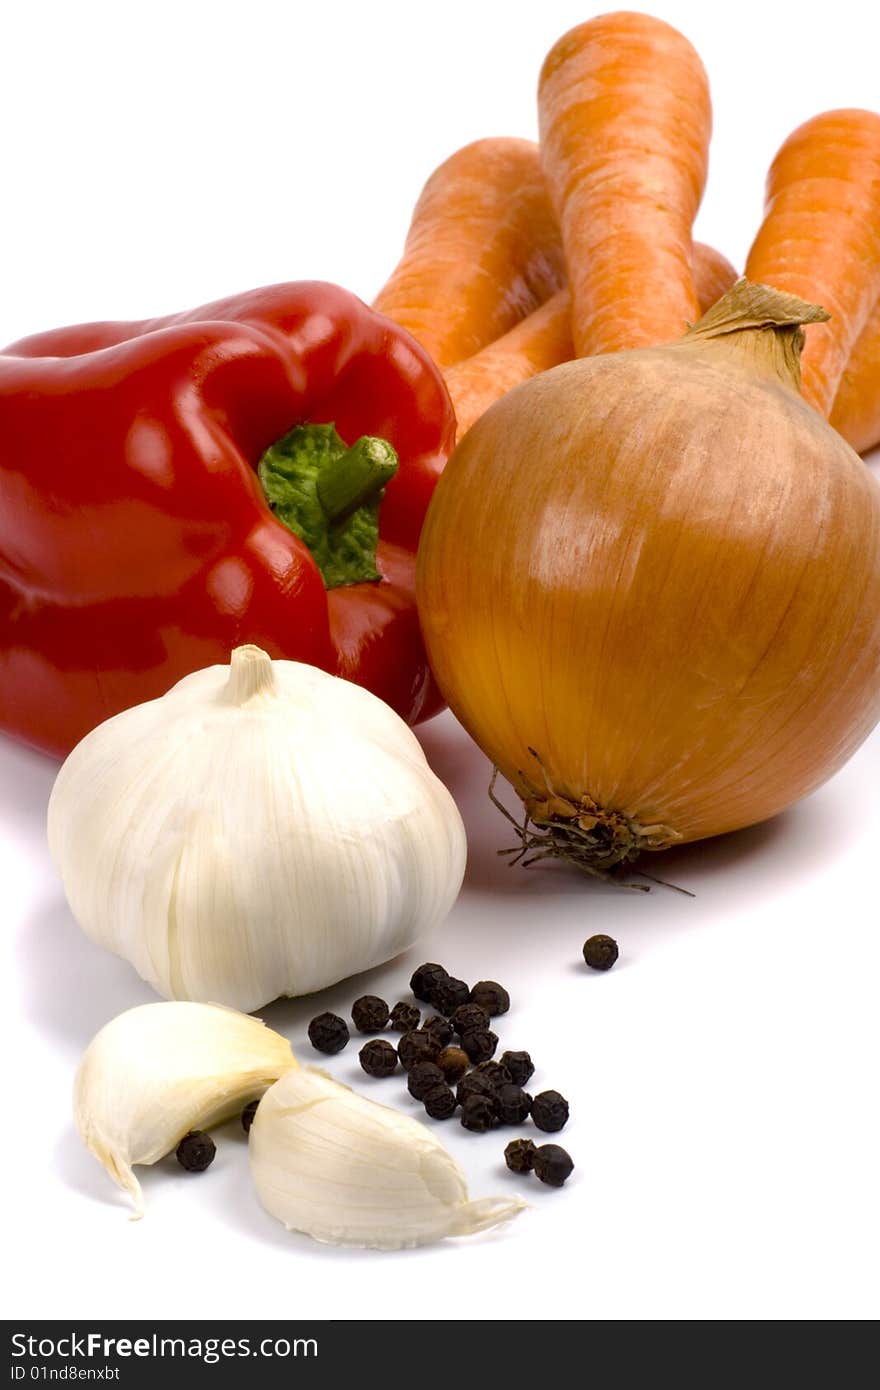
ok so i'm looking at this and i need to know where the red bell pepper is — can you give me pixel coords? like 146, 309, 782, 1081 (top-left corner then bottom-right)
0, 281, 455, 756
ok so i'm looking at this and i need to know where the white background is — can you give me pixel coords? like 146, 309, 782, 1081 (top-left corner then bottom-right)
3, 0, 879, 1322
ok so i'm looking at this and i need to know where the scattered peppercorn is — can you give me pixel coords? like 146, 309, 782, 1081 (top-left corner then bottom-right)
430, 975, 471, 1016
351, 995, 390, 1033
460, 1028, 499, 1064
436, 1045, 469, 1083
408, 1061, 446, 1101
423, 1015, 454, 1047
499, 1050, 534, 1088
504, 1138, 537, 1174
457, 1072, 501, 1115
241, 1100, 259, 1134
423, 1084, 458, 1120
531, 1090, 570, 1133
497, 1085, 533, 1126
175, 1130, 216, 1172
307, 1011, 350, 1054
410, 962, 449, 1003
460, 1094, 498, 1133
359, 1039, 398, 1078
533, 1144, 575, 1187
474, 1060, 513, 1092
397, 1029, 441, 1071
469, 980, 510, 1016
389, 1001, 421, 1033
582, 934, 619, 971
450, 1002, 489, 1036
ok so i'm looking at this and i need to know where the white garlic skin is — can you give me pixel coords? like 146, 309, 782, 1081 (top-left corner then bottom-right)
74, 1001, 296, 1216
250, 1066, 526, 1249
49, 647, 467, 1012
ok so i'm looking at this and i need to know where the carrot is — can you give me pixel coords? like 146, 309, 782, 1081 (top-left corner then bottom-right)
538, 12, 711, 357
373, 138, 565, 369
445, 290, 574, 437
446, 242, 736, 437
830, 296, 880, 453
693, 242, 738, 316
745, 109, 880, 415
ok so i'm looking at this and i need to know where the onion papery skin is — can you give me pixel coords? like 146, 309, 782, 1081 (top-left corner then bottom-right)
417, 297, 880, 852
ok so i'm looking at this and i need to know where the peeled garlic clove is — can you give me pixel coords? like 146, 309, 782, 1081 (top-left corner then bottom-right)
249, 1066, 527, 1250
75, 1002, 296, 1218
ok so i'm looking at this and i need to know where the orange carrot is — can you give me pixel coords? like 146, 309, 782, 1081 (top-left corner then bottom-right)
446, 242, 736, 437
693, 242, 738, 316
445, 290, 574, 437
830, 296, 880, 453
745, 109, 880, 415
373, 138, 565, 369
538, 13, 711, 357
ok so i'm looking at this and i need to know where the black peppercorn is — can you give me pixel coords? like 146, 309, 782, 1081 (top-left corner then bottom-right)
499, 1050, 534, 1088
423, 1083, 458, 1120
460, 1093, 497, 1133
469, 980, 510, 1016
351, 995, 390, 1033
409, 962, 449, 1002
423, 1015, 454, 1047
456, 1071, 501, 1116
241, 1100, 259, 1134
436, 1045, 469, 1083
531, 1090, 570, 1133
429, 975, 471, 1016
407, 1061, 445, 1101
474, 1060, 513, 1091
533, 1143, 575, 1187
450, 1002, 489, 1036
397, 1028, 441, 1071
460, 1028, 499, 1064
504, 1138, 537, 1174
359, 1039, 398, 1078
497, 1084, 533, 1126
583, 933, 619, 971
389, 1001, 421, 1033
307, 1011, 350, 1054
176, 1130, 216, 1172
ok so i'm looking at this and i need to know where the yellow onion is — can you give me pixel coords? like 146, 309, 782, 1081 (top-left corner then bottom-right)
417, 281, 880, 872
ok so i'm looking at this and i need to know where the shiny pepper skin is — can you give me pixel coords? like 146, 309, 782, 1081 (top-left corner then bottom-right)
0, 282, 455, 756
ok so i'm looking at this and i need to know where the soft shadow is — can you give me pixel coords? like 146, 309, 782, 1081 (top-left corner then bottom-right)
211, 1161, 516, 1260
54, 1122, 182, 1218
54, 1124, 125, 1210
259, 956, 407, 1040
416, 715, 483, 800
18, 895, 154, 1056
0, 737, 57, 837
417, 709, 858, 911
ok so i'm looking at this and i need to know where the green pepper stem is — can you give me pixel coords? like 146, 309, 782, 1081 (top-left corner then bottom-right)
316, 436, 398, 523
257, 423, 398, 589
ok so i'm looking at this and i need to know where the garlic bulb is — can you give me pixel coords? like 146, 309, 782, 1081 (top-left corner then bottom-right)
250, 1066, 526, 1249
49, 646, 466, 1011
75, 1002, 296, 1217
